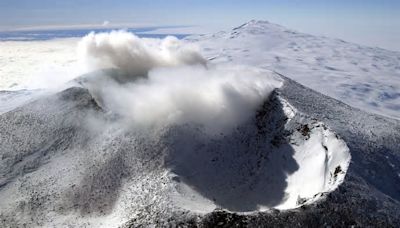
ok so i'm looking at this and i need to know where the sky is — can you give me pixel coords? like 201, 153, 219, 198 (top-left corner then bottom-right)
0, 0, 399, 50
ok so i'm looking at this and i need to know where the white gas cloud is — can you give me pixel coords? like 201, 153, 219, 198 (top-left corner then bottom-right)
78, 31, 282, 132
78, 31, 206, 78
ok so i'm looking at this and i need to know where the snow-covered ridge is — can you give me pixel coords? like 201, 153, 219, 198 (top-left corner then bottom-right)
3, 66, 400, 226
189, 20, 400, 120
0, 68, 351, 226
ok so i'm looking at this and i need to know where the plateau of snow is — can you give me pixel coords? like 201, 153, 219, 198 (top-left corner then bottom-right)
189, 20, 400, 120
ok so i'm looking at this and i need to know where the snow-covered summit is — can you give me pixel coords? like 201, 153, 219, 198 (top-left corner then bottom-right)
189, 20, 400, 120
231, 20, 288, 35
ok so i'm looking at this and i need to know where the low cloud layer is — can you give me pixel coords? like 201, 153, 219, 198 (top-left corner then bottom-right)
78, 31, 282, 132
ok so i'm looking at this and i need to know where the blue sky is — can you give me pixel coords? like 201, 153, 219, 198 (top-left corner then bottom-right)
0, 0, 399, 50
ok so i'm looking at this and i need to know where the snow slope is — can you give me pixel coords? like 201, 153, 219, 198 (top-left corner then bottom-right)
0, 71, 351, 227
1, 71, 398, 227
188, 20, 400, 120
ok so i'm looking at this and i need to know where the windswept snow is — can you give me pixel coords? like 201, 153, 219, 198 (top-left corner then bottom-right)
188, 20, 400, 120
0, 89, 46, 114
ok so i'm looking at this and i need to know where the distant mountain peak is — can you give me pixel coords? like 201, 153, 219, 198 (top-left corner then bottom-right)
233, 20, 271, 29
247, 19, 272, 25
231, 19, 289, 35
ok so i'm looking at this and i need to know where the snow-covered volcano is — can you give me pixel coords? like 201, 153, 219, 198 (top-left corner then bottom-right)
0, 21, 399, 227
0, 71, 351, 227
